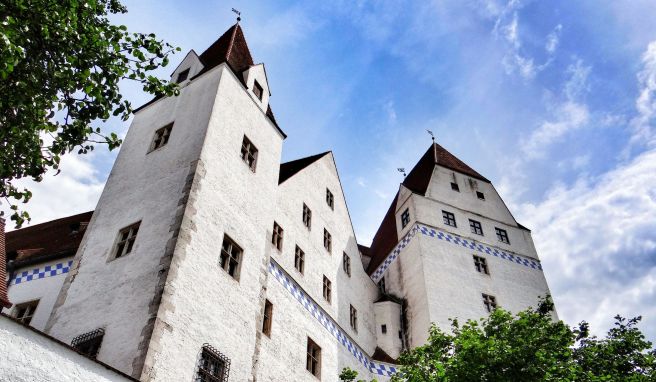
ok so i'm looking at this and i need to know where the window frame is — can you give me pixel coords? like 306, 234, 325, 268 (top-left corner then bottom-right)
326, 188, 334, 210
148, 122, 174, 153
240, 135, 258, 172
482, 293, 497, 312
272, 222, 284, 251
381, 324, 387, 334
442, 210, 457, 227
262, 300, 273, 337
71, 328, 105, 359
302, 203, 312, 230
469, 219, 484, 236
378, 277, 386, 294
322, 275, 332, 303
323, 228, 332, 253
306, 337, 322, 378
349, 305, 358, 332
495, 227, 510, 244
294, 245, 305, 274
13, 300, 39, 325
253, 80, 264, 100
473, 255, 490, 275
401, 208, 410, 228
220, 234, 243, 280
476, 191, 485, 200
112, 222, 141, 260
176, 68, 190, 83
343, 252, 351, 277
196, 344, 231, 382
450, 182, 460, 192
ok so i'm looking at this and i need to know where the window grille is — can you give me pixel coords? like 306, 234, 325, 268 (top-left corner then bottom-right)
473, 255, 489, 275
306, 338, 321, 377
294, 246, 305, 274
482, 294, 497, 312
323, 229, 332, 253
469, 219, 483, 235
401, 208, 410, 228
220, 235, 242, 279
322, 276, 331, 303
71, 328, 105, 359
442, 211, 457, 227
150, 123, 173, 151
343, 253, 351, 277
196, 344, 230, 382
302, 204, 312, 229
495, 227, 510, 244
272, 222, 284, 251
326, 188, 334, 209
240, 135, 258, 171
13, 300, 39, 325
114, 222, 140, 259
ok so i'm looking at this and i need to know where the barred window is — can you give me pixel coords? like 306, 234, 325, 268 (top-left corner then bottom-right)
220, 235, 242, 279
349, 305, 358, 332
451, 182, 460, 192
262, 300, 273, 337
196, 344, 230, 382
442, 211, 457, 227
294, 245, 305, 274
495, 227, 510, 244
323, 276, 331, 303
323, 229, 332, 253
401, 208, 410, 228
469, 219, 483, 235
326, 188, 334, 209
113, 222, 140, 259
13, 300, 39, 325
482, 294, 497, 312
71, 328, 105, 359
272, 222, 284, 251
253, 80, 264, 100
476, 191, 485, 200
302, 204, 312, 230
150, 122, 173, 152
306, 337, 321, 377
176, 68, 190, 82
343, 252, 351, 277
240, 135, 258, 172
473, 255, 489, 275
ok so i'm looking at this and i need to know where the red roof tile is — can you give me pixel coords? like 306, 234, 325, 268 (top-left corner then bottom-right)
366, 192, 399, 275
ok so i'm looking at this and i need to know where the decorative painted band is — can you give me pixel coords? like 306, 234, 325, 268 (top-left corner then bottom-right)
370, 223, 542, 283
268, 259, 398, 378
9, 261, 74, 285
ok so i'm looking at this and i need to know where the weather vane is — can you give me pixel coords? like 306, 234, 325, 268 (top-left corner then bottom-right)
427, 129, 435, 143
232, 8, 241, 22
397, 168, 407, 177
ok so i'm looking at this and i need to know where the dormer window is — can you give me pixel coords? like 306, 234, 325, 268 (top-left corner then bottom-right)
176, 68, 190, 83
253, 80, 263, 100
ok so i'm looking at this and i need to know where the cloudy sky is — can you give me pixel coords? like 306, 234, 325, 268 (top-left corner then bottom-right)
5, 0, 656, 342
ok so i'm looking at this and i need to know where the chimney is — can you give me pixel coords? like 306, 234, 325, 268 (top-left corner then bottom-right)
0, 218, 11, 308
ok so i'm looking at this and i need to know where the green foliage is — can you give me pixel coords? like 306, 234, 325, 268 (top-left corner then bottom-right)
340, 366, 378, 382
341, 298, 655, 382
0, 0, 179, 226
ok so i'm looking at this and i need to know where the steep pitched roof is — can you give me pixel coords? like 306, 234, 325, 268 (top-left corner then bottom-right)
403, 143, 490, 195
365, 192, 399, 275
278, 152, 331, 184
5, 211, 93, 267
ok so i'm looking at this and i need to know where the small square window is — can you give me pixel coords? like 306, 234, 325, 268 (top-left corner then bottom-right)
177, 68, 190, 83
220, 235, 242, 279
295, 245, 305, 274
378, 277, 386, 294
13, 300, 39, 325
272, 222, 284, 251
381, 324, 387, 334
469, 219, 483, 235
476, 191, 485, 200
451, 182, 460, 192
113, 222, 140, 259
473, 255, 489, 275
323, 229, 332, 253
401, 208, 410, 228
322, 276, 332, 303
349, 305, 358, 332
495, 227, 510, 244
302, 204, 312, 230
197, 344, 230, 382
262, 300, 273, 337
482, 294, 497, 312
71, 328, 105, 359
442, 211, 457, 227
240, 135, 258, 172
306, 337, 321, 377
253, 80, 264, 100
326, 188, 334, 210
150, 122, 173, 152
343, 252, 351, 277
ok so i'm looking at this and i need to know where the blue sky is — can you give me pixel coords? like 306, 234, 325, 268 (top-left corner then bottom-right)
7, 0, 656, 343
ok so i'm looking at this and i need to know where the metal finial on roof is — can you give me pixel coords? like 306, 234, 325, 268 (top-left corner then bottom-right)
397, 168, 407, 177
427, 129, 435, 143
232, 8, 241, 22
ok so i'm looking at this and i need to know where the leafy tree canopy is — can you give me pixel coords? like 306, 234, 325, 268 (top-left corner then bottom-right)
341, 298, 655, 382
1, 0, 180, 226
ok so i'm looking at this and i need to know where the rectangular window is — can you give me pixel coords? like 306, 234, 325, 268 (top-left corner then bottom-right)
323, 229, 332, 253
294, 245, 305, 274
470, 219, 483, 235
71, 328, 105, 359
378, 277, 386, 294
240, 135, 258, 172
401, 208, 410, 228
381, 324, 387, 334
349, 305, 358, 332
272, 222, 284, 251
322, 276, 331, 303
326, 188, 334, 209
220, 235, 242, 279
476, 191, 485, 200
343, 252, 351, 277
13, 300, 39, 325
442, 211, 457, 227
177, 68, 190, 82
113, 222, 140, 259
473, 255, 489, 275
150, 123, 173, 152
197, 344, 230, 382
482, 294, 497, 312
306, 338, 321, 377
451, 182, 460, 192
253, 80, 263, 100
302, 203, 312, 230
262, 300, 273, 337
495, 227, 510, 244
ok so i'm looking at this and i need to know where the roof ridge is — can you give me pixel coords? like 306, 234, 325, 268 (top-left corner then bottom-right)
225, 23, 239, 62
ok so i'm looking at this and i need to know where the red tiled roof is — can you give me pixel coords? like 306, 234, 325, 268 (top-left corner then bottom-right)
365, 192, 399, 275
5, 211, 93, 266
279, 152, 331, 184
0, 218, 10, 308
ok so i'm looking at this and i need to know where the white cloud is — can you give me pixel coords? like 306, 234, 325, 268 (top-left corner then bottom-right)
629, 40, 656, 148
522, 101, 589, 158
564, 59, 591, 101
545, 24, 563, 54
515, 148, 656, 340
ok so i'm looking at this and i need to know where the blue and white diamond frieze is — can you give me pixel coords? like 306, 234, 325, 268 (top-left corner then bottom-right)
9, 260, 74, 285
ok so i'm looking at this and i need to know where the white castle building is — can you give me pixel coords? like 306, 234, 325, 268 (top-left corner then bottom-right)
0, 23, 554, 381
